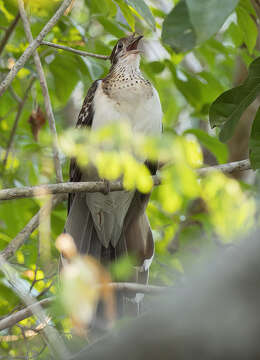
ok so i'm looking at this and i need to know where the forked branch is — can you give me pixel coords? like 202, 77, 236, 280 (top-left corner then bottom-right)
0, 0, 73, 96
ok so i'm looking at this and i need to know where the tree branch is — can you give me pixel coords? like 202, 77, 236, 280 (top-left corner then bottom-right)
0, 297, 54, 331
0, 0, 73, 97
197, 158, 251, 175
0, 283, 166, 331
2, 76, 36, 169
0, 258, 70, 358
0, 159, 251, 260
0, 159, 251, 201
0, 194, 66, 260
0, 13, 20, 56
18, 0, 63, 183
41, 40, 110, 60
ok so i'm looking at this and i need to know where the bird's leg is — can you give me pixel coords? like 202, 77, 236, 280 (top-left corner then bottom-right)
102, 179, 110, 195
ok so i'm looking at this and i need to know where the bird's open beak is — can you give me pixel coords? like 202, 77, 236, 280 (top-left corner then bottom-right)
126, 35, 143, 52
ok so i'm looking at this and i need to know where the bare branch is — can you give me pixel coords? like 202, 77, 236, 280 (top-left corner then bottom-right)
0, 297, 54, 331
18, 0, 63, 183
0, 159, 251, 259
197, 158, 251, 176
0, 194, 66, 260
0, 159, 251, 201
2, 76, 36, 169
0, 13, 20, 56
0, 258, 70, 358
0, 282, 166, 331
41, 40, 110, 60
0, 180, 134, 201
0, 0, 73, 97
108, 282, 167, 294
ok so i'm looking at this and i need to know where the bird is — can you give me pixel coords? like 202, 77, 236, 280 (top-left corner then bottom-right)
64, 34, 163, 314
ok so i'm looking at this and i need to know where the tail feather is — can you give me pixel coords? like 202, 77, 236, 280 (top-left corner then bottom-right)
65, 192, 153, 319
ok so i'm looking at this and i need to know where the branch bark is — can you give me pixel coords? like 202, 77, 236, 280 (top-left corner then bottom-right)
0, 0, 73, 97
41, 40, 110, 60
0, 159, 251, 201
18, 0, 63, 183
2, 76, 36, 169
0, 13, 20, 56
0, 297, 54, 331
197, 158, 251, 175
0, 159, 251, 260
0, 283, 166, 331
0, 258, 69, 358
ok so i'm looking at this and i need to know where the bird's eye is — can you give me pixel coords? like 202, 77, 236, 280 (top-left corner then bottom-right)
117, 42, 123, 51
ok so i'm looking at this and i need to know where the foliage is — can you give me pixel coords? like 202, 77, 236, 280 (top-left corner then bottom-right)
0, 0, 260, 358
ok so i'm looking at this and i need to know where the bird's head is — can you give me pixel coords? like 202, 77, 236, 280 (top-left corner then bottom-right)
109, 34, 143, 66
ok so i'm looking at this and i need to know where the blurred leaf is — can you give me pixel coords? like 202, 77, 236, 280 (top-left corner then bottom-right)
114, 0, 135, 31
236, 5, 257, 54
49, 53, 88, 102
125, 0, 155, 30
28, 106, 46, 141
162, 0, 196, 53
162, 0, 239, 52
249, 106, 260, 169
209, 57, 260, 142
184, 129, 228, 164
97, 16, 126, 37
186, 0, 239, 43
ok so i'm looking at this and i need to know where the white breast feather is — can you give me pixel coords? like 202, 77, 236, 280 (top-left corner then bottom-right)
86, 77, 162, 247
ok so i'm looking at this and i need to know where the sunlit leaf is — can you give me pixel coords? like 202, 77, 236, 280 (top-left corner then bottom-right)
184, 129, 228, 164
125, 0, 155, 30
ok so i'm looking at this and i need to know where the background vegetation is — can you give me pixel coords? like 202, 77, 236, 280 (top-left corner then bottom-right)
0, 0, 260, 358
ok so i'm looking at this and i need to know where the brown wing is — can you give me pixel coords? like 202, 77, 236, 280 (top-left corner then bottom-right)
68, 80, 99, 214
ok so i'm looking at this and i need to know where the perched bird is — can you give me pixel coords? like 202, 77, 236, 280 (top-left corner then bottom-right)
65, 34, 162, 309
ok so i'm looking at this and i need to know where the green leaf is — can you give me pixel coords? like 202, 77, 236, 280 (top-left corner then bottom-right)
186, 0, 239, 43
162, 0, 239, 53
114, 0, 135, 31
184, 129, 228, 164
249, 106, 260, 169
125, 0, 156, 30
49, 53, 88, 102
97, 16, 126, 38
209, 57, 260, 142
236, 5, 257, 54
162, 0, 196, 53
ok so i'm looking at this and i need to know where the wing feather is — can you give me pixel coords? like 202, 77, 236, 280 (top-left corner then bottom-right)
68, 80, 99, 214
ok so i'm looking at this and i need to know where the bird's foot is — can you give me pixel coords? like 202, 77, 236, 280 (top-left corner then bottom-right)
102, 179, 110, 195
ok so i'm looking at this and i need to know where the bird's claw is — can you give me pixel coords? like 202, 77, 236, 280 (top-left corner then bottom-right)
102, 179, 110, 195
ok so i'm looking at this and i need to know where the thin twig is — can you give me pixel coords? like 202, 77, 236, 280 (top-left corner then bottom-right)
0, 13, 20, 56
41, 40, 110, 60
0, 258, 70, 358
0, 297, 53, 331
18, 0, 63, 183
0, 282, 167, 331
0, 0, 73, 97
2, 76, 36, 169
0, 194, 66, 260
0, 159, 251, 201
9, 85, 22, 104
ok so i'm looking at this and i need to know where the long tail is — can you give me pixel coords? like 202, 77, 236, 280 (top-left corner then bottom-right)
65, 193, 139, 319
